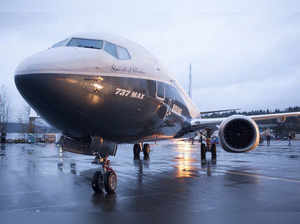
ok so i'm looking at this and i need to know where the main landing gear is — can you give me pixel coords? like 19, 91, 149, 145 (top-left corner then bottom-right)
133, 143, 150, 160
200, 130, 217, 163
201, 142, 217, 163
92, 153, 117, 194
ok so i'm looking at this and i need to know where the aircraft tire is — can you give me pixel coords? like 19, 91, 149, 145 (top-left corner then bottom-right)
211, 144, 217, 161
201, 143, 206, 161
104, 170, 117, 194
92, 171, 104, 193
133, 144, 141, 160
143, 143, 150, 160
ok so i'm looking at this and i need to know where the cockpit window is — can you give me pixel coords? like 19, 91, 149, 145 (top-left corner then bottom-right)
67, 38, 103, 49
52, 39, 70, 48
117, 46, 131, 60
104, 41, 131, 60
104, 41, 118, 58
53, 37, 131, 60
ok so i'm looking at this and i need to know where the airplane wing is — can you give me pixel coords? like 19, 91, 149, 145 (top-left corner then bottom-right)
184, 111, 300, 153
190, 111, 300, 131
248, 112, 300, 121
199, 108, 240, 115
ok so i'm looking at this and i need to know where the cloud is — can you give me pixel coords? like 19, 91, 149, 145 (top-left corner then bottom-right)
1, 0, 300, 120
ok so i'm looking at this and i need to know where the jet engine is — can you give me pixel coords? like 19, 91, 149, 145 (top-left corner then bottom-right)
218, 115, 260, 153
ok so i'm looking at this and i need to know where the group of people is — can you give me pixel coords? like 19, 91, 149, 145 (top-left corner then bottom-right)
192, 128, 294, 148
263, 128, 293, 146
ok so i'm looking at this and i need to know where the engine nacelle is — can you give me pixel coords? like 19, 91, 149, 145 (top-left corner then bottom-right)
218, 115, 260, 153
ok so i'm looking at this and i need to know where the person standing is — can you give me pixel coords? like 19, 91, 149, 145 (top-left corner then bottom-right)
288, 132, 293, 146
265, 128, 271, 146
211, 136, 217, 161
200, 133, 206, 162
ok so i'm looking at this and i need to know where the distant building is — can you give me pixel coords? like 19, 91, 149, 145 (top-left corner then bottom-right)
295, 134, 300, 140
4, 122, 59, 143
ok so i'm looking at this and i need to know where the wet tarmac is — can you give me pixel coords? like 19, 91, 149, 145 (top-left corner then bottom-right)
1, 140, 300, 219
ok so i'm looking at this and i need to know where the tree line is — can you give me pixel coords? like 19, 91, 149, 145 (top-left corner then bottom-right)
202, 107, 300, 118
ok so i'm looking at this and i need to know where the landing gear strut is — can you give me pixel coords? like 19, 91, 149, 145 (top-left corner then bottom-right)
92, 154, 117, 194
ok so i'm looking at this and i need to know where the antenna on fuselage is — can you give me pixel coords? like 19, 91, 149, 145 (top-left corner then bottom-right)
188, 64, 192, 98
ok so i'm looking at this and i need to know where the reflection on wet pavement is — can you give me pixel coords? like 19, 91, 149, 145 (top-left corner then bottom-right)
174, 140, 196, 178
1, 140, 300, 213
91, 192, 117, 212
0, 144, 6, 158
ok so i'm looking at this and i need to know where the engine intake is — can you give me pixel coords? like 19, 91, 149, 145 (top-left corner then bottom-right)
219, 115, 260, 153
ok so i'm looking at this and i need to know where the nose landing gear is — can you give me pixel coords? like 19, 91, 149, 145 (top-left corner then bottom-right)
92, 154, 117, 194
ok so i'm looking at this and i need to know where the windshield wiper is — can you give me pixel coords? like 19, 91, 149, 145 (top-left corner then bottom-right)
77, 45, 99, 49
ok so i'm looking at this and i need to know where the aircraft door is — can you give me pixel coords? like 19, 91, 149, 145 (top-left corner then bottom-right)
156, 81, 176, 119
156, 81, 165, 100
155, 81, 168, 119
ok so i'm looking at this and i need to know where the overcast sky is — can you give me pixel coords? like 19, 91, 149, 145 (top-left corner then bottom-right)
1, 0, 300, 120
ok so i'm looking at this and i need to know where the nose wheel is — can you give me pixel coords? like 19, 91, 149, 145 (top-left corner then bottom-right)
104, 170, 117, 194
92, 154, 117, 194
92, 171, 104, 192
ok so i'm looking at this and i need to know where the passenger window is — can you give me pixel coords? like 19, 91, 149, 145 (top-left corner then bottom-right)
104, 41, 118, 58
117, 46, 131, 60
157, 82, 165, 99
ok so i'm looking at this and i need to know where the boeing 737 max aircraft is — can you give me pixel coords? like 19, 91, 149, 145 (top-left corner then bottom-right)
14, 33, 300, 194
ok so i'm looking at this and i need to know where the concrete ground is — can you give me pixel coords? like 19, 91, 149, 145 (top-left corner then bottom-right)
0, 140, 300, 219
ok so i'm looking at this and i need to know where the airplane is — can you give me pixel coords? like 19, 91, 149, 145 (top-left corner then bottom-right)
14, 33, 300, 194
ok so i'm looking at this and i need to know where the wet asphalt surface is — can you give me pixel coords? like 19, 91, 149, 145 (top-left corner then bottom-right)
1, 140, 300, 218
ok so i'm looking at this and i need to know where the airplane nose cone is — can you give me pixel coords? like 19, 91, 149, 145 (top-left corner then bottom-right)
15, 47, 104, 76
14, 47, 107, 137
16, 47, 79, 75
14, 73, 89, 138
15, 73, 63, 123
